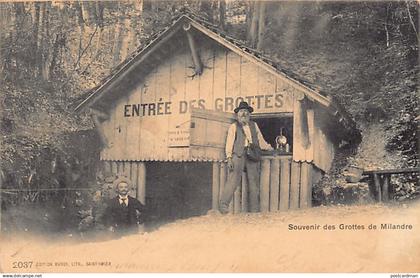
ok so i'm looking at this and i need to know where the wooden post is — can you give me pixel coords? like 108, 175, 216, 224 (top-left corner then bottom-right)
260, 158, 271, 212
234, 182, 242, 214
289, 161, 301, 209
270, 158, 280, 211
373, 173, 382, 202
136, 162, 146, 204
299, 162, 313, 208
212, 162, 220, 210
382, 174, 390, 202
279, 157, 291, 211
241, 172, 248, 212
184, 25, 203, 75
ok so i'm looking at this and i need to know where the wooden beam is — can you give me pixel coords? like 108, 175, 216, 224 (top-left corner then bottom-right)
184, 23, 203, 76
363, 167, 420, 175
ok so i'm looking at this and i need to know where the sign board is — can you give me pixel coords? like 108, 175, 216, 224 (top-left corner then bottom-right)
168, 128, 190, 147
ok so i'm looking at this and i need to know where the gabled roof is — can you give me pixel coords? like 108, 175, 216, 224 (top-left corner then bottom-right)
73, 11, 360, 140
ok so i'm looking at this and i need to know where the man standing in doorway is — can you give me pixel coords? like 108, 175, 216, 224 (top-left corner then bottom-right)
103, 176, 146, 236
219, 101, 273, 214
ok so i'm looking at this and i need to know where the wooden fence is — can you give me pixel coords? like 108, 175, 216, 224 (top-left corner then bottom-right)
102, 157, 318, 215
212, 155, 316, 213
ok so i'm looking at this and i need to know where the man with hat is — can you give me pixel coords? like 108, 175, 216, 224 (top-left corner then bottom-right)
103, 175, 146, 235
219, 101, 273, 214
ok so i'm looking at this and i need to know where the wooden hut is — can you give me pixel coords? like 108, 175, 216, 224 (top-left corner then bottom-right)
74, 13, 360, 219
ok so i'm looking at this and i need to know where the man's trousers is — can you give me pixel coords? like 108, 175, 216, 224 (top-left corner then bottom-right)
219, 154, 260, 213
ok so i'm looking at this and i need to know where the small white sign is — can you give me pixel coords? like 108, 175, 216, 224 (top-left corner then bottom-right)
168, 128, 190, 147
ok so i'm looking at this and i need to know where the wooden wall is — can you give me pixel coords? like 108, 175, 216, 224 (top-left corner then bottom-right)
100, 36, 297, 162
212, 156, 315, 213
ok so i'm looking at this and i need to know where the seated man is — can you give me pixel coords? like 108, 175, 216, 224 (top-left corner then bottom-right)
103, 176, 146, 236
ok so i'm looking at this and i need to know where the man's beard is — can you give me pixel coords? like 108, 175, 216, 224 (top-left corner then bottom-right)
238, 117, 249, 125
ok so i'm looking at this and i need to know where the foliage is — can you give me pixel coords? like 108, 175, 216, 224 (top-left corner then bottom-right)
0, 1, 418, 233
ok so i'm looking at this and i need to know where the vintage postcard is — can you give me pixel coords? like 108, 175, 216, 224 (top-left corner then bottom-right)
0, 0, 419, 274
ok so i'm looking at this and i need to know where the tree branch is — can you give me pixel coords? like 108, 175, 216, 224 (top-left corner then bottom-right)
74, 25, 98, 69
405, 1, 419, 42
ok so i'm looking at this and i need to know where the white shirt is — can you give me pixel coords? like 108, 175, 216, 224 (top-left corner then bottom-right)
225, 122, 273, 158
119, 195, 129, 206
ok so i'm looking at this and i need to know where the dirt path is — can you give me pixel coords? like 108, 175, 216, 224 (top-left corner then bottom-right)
1, 202, 419, 273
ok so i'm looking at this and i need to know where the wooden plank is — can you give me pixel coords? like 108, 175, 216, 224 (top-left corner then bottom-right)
241, 172, 248, 212
218, 163, 226, 208
111, 161, 118, 175
382, 174, 390, 202
260, 158, 271, 212
212, 162, 220, 210
270, 158, 280, 211
234, 182, 242, 214
289, 161, 301, 209
299, 162, 313, 208
104, 161, 112, 174
279, 157, 291, 211
137, 162, 146, 204
130, 162, 138, 198
225, 51, 241, 110
363, 167, 420, 175
373, 173, 382, 202
213, 47, 227, 111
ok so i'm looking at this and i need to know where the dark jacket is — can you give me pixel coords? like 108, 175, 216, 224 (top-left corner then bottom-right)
103, 195, 146, 233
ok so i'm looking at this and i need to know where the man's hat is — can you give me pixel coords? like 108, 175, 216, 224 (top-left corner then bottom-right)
113, 175, 132, 188
234, 101, 254, 113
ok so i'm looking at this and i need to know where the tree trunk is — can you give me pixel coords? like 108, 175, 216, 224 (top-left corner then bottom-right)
112, 3, 125, 67
219, 0, 226, 31
32, 3, 40, 54
41, 2, 51, 80
49, 33, 66, 79
247, 1, 259, 48
200, 0, 214, 22
256, 1, 266, 51
74, 1, 85, 69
